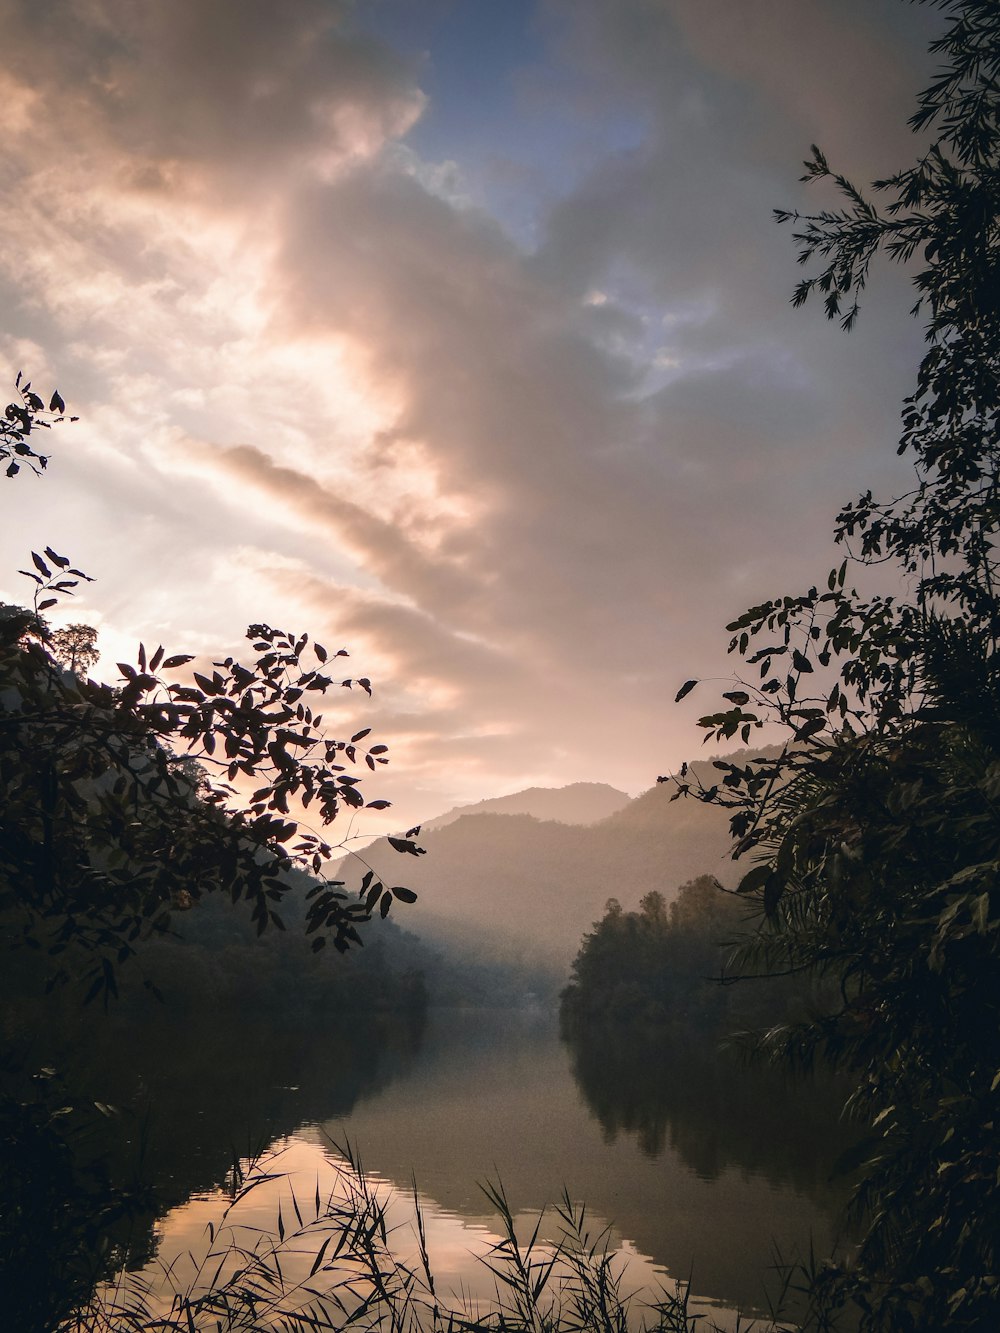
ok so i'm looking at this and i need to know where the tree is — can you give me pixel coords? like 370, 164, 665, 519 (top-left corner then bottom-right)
677, 3, 1000, 1327
0, 386, 422, 1006
49, 622, 99, 675
560, 878, 752, 1031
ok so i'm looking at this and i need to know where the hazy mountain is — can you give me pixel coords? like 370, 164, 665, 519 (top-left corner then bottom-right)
422, 782, 630, 832
341, 757, 760, 972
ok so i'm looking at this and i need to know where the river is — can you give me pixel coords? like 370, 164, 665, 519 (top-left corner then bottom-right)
94, 1006, 853, 1330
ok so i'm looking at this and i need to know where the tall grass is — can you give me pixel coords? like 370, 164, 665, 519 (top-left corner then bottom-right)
59, 1141, 839, 1333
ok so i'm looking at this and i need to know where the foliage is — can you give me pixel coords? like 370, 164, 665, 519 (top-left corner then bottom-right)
560, 878, 814, 1034
676, 2, 1000, 1327
0, 984, 427, 1332
1, 371, 75, 478
50, 622, 100, 675
0, 1062, 157, 1333
0, 598, 50, 642
561, 880, 737, 1029
0, 384, 421, 1004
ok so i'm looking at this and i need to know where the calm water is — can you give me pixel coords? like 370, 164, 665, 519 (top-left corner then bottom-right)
120, 1008, 852, 1327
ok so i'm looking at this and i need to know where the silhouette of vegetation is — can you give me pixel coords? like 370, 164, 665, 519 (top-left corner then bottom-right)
1, 996, 426, 1332
0, 379, 422, 1006
67, 1139, 833, 1333
0, 376, 430, 1326
50, 622, 100, 675
677, 3, 1000, 1326
560, 877, 815, 1034
352, 778, 741, 973
563, 1025, 856, 1200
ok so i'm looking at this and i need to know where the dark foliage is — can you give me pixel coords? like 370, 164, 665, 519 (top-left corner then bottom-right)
0, 385, 423, 1005
560, 877, 817, 1035
0, 378, 432, 1328
677, 3, 1000, 1327
1, 371, 75, 478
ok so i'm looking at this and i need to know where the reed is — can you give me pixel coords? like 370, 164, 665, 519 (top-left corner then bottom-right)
60, 1140, 826, 1333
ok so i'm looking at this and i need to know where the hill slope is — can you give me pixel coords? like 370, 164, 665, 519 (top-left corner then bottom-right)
344, 762, 752, 969
422, 782, 630, 832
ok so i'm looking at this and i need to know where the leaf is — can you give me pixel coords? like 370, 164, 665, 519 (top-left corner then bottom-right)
388, 837, 426, 857
379, 893, 392, 918
794, 716, 826, 741
49, 390, 65, 414
351, 728, 371, 743
738, 863, 772, 895
391, 886, 417, 903
763, 872, 784, 917
675, 679, 698, 702
162, 654, 195, 669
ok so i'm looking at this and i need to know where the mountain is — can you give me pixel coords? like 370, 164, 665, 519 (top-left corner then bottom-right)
422, 782, 630, 832
341, 758, 758, 973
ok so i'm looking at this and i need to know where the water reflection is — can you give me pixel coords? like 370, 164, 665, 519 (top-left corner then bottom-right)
0, 1000, 425, 1331
321, 1010, 853, 1319
5, 1005, 856, 1328
121, 1134, 743, 1332
563, 1024, 857, 1198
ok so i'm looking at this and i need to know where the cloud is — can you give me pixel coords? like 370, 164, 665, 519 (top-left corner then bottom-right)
214, 443, 477, 613
0, 0, 939, 824
0, 0, 424, 191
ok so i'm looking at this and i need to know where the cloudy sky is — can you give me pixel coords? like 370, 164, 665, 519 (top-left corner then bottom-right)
0, 0, 941, 831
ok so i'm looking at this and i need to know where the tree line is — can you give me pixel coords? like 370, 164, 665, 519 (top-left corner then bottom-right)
559, 876, 820, 1034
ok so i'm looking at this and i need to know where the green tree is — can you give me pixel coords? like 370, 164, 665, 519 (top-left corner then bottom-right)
678, 3, 1000, 1327
0, 385, 421, 1005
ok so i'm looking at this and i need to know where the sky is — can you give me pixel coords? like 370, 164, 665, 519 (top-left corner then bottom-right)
0, 0, 942, 834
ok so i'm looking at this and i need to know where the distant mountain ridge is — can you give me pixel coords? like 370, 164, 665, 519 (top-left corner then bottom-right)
342, 758, 762, 971
422, 782, 630, 831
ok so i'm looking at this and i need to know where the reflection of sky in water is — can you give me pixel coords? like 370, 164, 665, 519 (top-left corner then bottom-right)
122, 1134, 742, 1331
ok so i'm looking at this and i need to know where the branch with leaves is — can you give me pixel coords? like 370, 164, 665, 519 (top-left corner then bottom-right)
1, 383, 422, 1004
675, 6, 1000, 1327
1, 371, 75, 478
